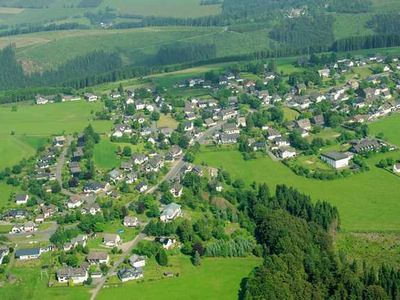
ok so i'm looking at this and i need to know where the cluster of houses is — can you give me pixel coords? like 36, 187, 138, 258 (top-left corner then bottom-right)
35, 93, 97, 105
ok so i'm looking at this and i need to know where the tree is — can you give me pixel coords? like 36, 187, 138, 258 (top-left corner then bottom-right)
123, 146, 132, 157
151, 111, 160, 121
192, 251, 201, 266
156, 249, 168, 266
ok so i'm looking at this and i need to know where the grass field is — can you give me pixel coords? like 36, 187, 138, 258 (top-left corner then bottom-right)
97, 256, 260, 300
337, 232, 400, 268
195, 148, 400, 232
93, 139, 120, 170
370, 113, 400, 147
0, 101, 111, 169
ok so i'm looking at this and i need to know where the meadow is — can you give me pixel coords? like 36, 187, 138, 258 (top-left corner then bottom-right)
97, 256, 260, 300
369, 113, 400, 147
0, 101, 111, 169
195, 148, 400, 232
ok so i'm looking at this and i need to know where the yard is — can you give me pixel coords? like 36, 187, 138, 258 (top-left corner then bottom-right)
97, 256, 261, 300
195, 148, 400, 232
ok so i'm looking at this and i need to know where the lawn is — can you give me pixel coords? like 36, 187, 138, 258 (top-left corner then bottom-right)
93, 139, 120, 170
195, 148, 400, 232
156, 114, 178, 129
283, 107, 300, 121
97, 256, 261, 300
0, 101, 111, 169
369, 113, 400, 147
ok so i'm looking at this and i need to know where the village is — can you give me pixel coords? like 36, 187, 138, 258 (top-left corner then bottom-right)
1, 50, 400, 291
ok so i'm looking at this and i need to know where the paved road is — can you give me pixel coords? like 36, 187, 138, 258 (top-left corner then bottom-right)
90, 231, 147, 300
55, 136, 74, 196
90, 120, 227, 299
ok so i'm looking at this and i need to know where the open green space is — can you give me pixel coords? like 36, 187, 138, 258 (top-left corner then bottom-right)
0, 101, 111, 169
370, 113, 400, 147
196, 148, 400, 232
97, 256, 260, 300
337, 232, 400, 269
93, 139, 119, 170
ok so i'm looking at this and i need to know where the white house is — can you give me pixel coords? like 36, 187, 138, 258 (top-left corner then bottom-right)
393, 163, 400, 174
118, 268, 144, 282
321, 152, 352, 169
160, 203, 182, 222
15, 194, 29, 205
129, 254, 146, 268
123, 216, 139, 227
87, 252, 110, 265
15, 248, 42, 260
277, 147, 297, 159
103, 234, 121, 247
57, 267, 88, 284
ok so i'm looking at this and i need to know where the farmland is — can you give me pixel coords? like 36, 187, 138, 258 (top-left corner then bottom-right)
0, 101, 111, 169
195, 148, 400, 232
97, 256, 261, 300
370, 113, 400, 147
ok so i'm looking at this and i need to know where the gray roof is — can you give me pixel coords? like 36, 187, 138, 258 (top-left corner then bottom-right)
321, 152, 349, 161
15, 248, 40, 257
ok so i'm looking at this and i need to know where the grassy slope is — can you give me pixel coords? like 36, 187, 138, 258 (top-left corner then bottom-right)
369, 113, 400, 146
195, 149, 400, 232
0, 101, 111, 170
93, 139, 119, 170
97, 256, 260, 300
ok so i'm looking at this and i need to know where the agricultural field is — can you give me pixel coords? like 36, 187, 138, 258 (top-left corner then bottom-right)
100, 0, 221, 18
0, 101, 111, 169
369, 113, 400, 147
97, 256, 261, 300
195, 148, 400, 232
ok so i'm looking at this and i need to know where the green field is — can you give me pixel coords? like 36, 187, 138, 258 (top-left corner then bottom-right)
370, 113, 400, 147
93, 139, 120, 170
97, 256, 260, 300
0, 101, 111, 170
195, 148, 400, 232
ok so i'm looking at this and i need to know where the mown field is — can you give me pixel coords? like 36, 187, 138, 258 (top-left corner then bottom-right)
195, 148, 400, 232
0, 101, 111, 170
370, 113, 400, 147
97, 256, 260, 300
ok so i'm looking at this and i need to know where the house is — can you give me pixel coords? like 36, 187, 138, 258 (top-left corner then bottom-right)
83, 182, 109, 194
53, 136, 66, 147
15, 248, 41, 260
156, 237, 177, 250
311, 115, 325, 126
118, 268, 144, 282
296, 83, 307, 95
108, 169, 123, 183
135, 182, 148, 193
67, 195, 84, 209
132, 154, 148, 165
63, 235, 88, 251
321, 152, 352, 169
170, 183, 183, 198
393, 164, 400, 174
125, 172, 138, 184
222, 123, 240, 135
87, 252, 109, 265
318, 69, 330, 78
3, 209, 28, 220
267, 128, 281, 141
84, 93, 98, 102
183, 122, 194, 132
129, 254, 146, 268
167, 146, 183, 161
350, 139, 382, 154
204, 118, 217, 127
81, 202, 101, 215
123, 216, 139, 227
296, 119, 312, 131
160, 203, 182, 222
219, 109, 238, 121
276, 147, 297, 159
103, 234, 121, 247
57, 267, 88, 284
219, 133, 239, 144
35, 214, 45, 223
15, 194, 29, 205
35, 95, 49, 105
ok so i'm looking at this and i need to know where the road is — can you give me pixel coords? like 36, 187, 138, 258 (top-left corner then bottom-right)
91, 120, 227, 298
90, 231, 147, 300
55, 136, 74, 196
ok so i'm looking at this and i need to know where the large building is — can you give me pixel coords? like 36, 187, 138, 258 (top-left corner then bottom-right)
321, 152, 352, 169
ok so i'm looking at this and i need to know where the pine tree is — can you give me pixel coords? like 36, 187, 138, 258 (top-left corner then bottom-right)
156, 249, 168, 266
192, 251, 201, 266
